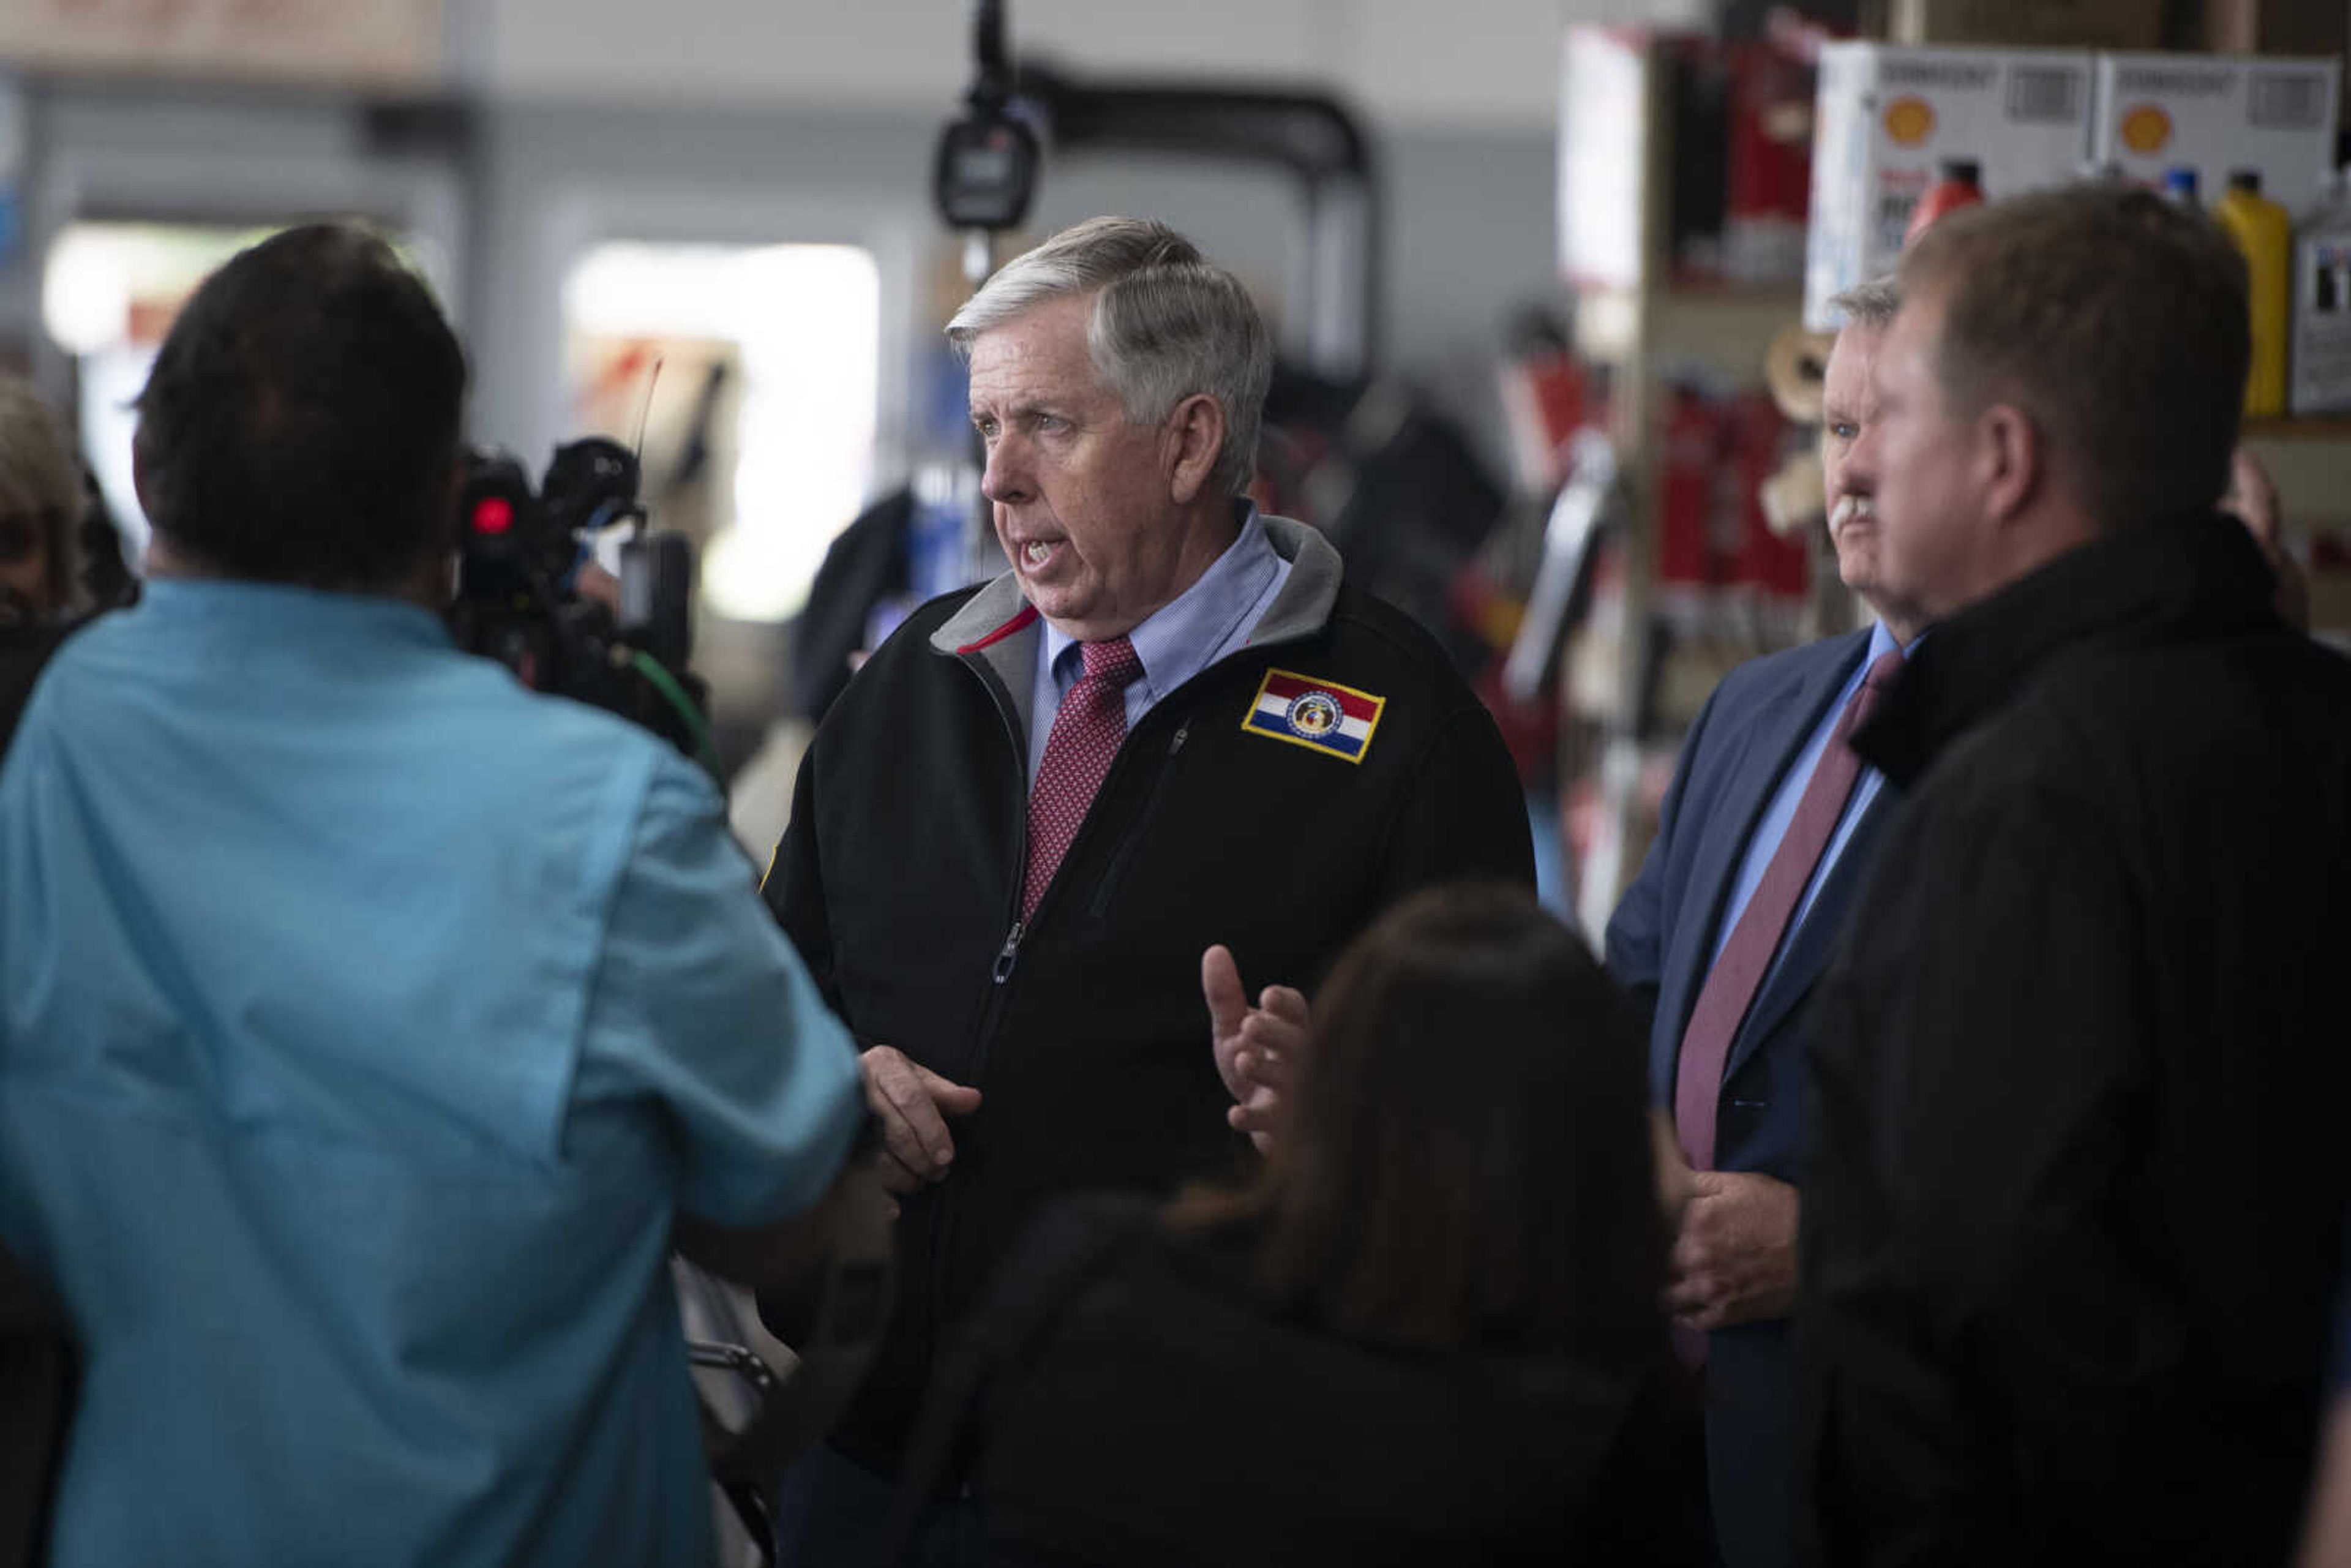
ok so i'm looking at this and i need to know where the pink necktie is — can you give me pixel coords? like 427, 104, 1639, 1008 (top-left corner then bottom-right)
1673, 648, 1905, 1171
1022, 636, 1144, 920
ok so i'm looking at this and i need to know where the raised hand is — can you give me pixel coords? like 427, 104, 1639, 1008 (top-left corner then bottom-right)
1202, 943, 1308, 1154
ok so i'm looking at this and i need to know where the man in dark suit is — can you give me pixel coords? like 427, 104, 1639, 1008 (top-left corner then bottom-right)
1604, 278, 1922, 1568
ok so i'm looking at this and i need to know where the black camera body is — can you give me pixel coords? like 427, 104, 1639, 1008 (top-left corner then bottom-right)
448, 438, 711, 768
932, 0, 1038, 233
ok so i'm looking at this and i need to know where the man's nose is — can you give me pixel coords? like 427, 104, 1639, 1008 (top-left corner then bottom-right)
980, 435, 1031, 506
1842, 425, 1880, 492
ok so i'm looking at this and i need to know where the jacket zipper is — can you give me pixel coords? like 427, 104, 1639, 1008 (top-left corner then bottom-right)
913, 638, 1288, 1466
922, 650, 1034, 1433
991, 921, 1025, 983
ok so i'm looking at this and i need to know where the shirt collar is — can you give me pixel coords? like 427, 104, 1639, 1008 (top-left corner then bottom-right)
136, 576, 451, 645
1043, 503, 1276, 700
1865, 618, 1903, 666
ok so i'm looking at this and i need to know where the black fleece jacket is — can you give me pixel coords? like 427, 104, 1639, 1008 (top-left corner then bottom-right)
1796, 511, 2351, 1566
764, 517, 1533, 1472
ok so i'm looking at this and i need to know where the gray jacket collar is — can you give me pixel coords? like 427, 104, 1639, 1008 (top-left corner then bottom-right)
928, 514, 1344, 737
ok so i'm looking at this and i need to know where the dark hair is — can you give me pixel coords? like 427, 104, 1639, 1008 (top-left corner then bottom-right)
1900, 183, 2249, 528
1173, 884, 1665, 1359
133, 223, 467, 590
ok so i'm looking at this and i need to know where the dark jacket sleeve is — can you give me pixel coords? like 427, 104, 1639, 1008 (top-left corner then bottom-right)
760, 741, 845, 1020
1605, 680, 1724, 1048
1371, 702, 1535, 906
1796, 785, 2178, 1566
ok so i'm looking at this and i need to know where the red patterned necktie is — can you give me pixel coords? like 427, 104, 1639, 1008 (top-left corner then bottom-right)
1022, 636, 1144, 920
1673, 648, 1905, 1171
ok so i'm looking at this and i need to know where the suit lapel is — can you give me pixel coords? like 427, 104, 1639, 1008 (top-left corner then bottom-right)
1664, 630, 1881, 1071
1659, 631, 1873, 1084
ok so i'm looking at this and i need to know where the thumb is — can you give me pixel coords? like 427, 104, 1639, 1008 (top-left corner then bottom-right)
1201, 944, 1249, 1036
913, 1063, 983, 1116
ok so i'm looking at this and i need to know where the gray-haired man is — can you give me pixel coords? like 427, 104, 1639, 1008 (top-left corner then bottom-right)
1605, 278, 1919, 1568
760, 216, 1531, 1561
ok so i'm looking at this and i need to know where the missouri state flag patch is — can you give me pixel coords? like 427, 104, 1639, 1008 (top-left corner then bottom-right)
1242, 669, 1386, 764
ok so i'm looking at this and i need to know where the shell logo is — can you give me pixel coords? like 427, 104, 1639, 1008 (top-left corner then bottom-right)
1883, 97, 1935, 146
2120, 103, 2172, 154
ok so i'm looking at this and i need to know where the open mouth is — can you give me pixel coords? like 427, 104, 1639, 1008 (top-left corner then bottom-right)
1014, 538, 1065, 574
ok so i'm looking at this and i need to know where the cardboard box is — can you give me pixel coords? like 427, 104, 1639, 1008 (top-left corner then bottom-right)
2091, 53, 2342, 212
1804, 43, 2096, 327
1558, 26, 1649, 292
2292, 197, 2351, 416
1889, 0, 2163, 50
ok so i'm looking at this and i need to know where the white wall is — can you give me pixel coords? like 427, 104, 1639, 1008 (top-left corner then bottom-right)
472, 0, 1709, 133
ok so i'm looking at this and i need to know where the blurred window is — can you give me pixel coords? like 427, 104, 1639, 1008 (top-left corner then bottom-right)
562, 242, 880, 623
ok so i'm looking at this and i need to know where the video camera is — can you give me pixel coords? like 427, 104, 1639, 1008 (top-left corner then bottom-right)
448, 437, 714, 771
932, 0, 1040, 234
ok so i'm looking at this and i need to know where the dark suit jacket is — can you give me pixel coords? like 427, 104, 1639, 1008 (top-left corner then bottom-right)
1604, 627, 1895, 1568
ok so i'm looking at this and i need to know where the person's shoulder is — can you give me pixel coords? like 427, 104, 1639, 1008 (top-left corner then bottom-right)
1715, 626, 1869, 703
1313, 583, 1484, 710
822, 580, 995, 700
438, 645, 678, 754
1656, 629, 1869, 775
1966, 619, 2351, 809
391, 650, 704, 841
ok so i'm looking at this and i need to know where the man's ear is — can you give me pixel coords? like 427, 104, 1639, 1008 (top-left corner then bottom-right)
1164, 394, 1227, 508
1976, 402, 2044, 527
130, 427, 157, 526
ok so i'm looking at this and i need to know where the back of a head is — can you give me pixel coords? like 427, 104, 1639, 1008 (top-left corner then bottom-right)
0, 375, 86, 618
133, 223, 467, 591
1899, 182, 2249, 529
1258, 884, 1663, 1359
947, 216, 1274, 498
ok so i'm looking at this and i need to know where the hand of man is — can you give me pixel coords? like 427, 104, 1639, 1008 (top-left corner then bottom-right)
1202, 944, 1308, 1154
1665, 1171, 1798, 1335
860, 1045, 981, 1196
2222, 446, 2310, 631
1651, 1108, 1697, 1225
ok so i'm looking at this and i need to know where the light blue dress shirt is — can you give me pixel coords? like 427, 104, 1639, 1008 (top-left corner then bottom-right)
1709, 620, 1910, 972
0, 579, 863, 1568
1025, 506, 1292, 787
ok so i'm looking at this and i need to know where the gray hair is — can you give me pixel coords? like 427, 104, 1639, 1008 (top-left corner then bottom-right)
1829, 276, 1902, 329
948, 217, 1273, 497
0, 374, 84, 610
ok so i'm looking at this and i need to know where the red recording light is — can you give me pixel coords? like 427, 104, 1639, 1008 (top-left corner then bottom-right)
471, 497, 514, 536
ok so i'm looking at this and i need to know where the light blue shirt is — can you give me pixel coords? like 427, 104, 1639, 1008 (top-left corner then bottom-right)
1710, 620, 1910, 973
1026, 505, 1291, 787
0, 580, 863, 1568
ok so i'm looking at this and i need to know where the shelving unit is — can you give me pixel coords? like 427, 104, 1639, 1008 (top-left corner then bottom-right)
2244, 417, 2351, 440
1558, 26, 1818, 941
1554, 24, 2351, 936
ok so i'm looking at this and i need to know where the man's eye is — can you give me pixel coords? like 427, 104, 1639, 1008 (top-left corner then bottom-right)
1829, 422, 1858, 441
